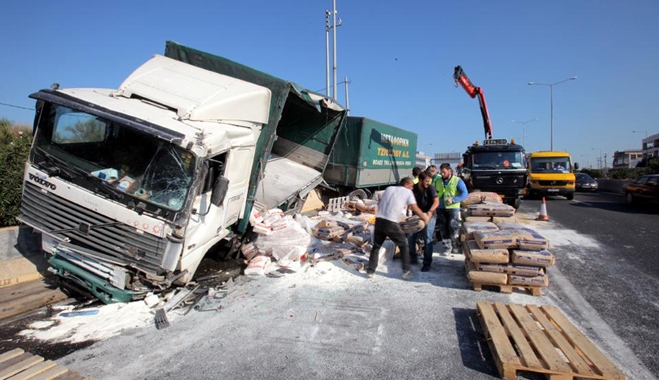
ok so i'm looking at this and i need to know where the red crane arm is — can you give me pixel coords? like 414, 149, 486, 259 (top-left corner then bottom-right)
453, 66, 493, 139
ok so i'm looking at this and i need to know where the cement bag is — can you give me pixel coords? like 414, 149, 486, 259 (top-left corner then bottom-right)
255, 220, 310, 261
474, 263, 545, 276
489, 203, 515, 217
508, 273, 549, 287
465, 240, 509, 264
495, 222, 526, 230
462, 192, 485, 206
491, 216, 519, 224
400, 215, 425, 234
364, 240, 396, 266
461, 221, 499, 241
517, 228, 550, 251
511, 249, 555, 267
468, 203, 495, 217
244, 255, 272, 276
464, 216, 492, 223
474, 229, 522, 250
480, 192, 503, 203
466, 260, 508, 285
470, 202, 515, 217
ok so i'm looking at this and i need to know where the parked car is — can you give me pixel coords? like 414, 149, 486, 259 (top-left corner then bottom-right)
575, 173, 598, 192
623, 174, 659, 205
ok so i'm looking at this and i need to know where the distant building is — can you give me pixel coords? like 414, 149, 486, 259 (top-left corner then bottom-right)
432, 152, 462, 168
640, 132, 659, 162
612, 149, 643, 168
415, 151, 432, 168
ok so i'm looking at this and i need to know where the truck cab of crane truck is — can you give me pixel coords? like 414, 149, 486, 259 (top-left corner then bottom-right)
19, 55, 278, 303
526, 151, 577, 200
460, 138, 527, 209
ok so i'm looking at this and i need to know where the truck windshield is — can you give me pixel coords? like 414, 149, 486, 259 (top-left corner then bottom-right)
31, 104, 195, 212
529, 157, 572, 173
473, 151, 525, 169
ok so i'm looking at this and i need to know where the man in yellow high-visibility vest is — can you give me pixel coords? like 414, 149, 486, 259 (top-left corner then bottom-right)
435, 163, 468, 254
412, 166, 422, 184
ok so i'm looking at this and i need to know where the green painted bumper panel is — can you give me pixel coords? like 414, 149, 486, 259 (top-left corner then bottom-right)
48, 255, 138, 304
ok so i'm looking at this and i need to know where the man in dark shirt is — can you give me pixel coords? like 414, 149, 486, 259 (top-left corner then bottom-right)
407, 172, 439, 272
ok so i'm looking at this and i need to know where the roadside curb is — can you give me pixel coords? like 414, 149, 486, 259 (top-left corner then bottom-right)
0, 257, 49, 289
0, 226, 48, 288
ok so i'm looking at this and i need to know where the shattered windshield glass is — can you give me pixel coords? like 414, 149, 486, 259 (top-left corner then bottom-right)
32, 104, 195, 213
473, 151, 525, 169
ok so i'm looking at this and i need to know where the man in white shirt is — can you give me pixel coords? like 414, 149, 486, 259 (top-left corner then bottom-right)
367, 177, 429, 280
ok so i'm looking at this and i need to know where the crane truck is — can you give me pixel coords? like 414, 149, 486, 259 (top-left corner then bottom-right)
453, 66, 527, 208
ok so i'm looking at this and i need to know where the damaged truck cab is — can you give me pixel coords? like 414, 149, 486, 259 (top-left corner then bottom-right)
20, 43, 346, 303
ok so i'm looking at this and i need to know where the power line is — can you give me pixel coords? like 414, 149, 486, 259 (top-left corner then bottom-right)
0, 102, 34, 111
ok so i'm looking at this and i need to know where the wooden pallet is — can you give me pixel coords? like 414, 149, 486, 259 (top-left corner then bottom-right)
0, 348, 92, 380
477, 301, 627, 380
471, 282, 544, 296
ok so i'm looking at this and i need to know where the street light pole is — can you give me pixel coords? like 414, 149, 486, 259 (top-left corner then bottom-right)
632, 130, 648, 138
332, 0, 338, 101
325, 4, 342, 99
511, 118, 538, 147
528, 76, 578, 151
592, 147, 602, 170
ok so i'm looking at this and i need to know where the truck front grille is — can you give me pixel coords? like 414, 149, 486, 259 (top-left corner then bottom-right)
473, 174, 526, 188
20, 182, 166, 275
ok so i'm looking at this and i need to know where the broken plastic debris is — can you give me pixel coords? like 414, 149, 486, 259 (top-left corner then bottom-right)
59, 309, 99, 318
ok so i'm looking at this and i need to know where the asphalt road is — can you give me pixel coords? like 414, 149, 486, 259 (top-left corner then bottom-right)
520, 191, 659, 377
8, 193, 658, 380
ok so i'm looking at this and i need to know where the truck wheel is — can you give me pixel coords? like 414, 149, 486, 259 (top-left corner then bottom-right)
566, 193, 574, 200
513, 198, 522, 209
348, 189, 368, 201
625, 192, 636, 205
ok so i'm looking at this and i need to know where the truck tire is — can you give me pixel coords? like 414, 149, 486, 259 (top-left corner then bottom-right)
566, 193, 574, 200
513, 197, 522, 209
348, 189, 369, 201
505, 198, 521, 209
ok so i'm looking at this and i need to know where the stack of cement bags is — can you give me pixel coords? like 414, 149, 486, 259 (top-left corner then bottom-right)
461, 192, 519, 224
462, 221, 555, 290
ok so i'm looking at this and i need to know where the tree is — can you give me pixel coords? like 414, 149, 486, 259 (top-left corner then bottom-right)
0, 118, 33, 226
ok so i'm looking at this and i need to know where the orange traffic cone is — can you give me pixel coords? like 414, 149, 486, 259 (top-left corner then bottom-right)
536, 197, 549, 221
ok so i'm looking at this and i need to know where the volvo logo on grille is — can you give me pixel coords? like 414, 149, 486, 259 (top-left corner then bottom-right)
551, 181, 557, 185
78, 222, 91, 235
496, 177, 504, 184
28, 173, 56, 190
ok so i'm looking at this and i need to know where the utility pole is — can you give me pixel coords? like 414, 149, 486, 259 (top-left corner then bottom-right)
332, 0, 338, 100
325, 11, 330, 97
324, 2, 341, 100
344, 76, 350, 114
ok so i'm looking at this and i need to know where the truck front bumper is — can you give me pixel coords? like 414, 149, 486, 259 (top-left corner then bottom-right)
48, 254, 142, 304
528, 187, 575, 197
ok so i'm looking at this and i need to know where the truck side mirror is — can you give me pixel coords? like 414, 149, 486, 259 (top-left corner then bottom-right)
574, 162, 579, 170
211, 176, 230, 206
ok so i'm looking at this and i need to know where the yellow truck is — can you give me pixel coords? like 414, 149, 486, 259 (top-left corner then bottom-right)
526, 151, 577, 200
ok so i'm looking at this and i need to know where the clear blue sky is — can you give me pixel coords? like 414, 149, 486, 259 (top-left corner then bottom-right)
2, 0, 658, 168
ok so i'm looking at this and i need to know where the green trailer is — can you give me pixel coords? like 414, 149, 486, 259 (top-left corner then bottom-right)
324, 117, 417, 194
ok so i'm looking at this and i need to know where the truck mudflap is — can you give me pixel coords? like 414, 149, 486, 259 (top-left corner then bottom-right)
48, 255, 142, 304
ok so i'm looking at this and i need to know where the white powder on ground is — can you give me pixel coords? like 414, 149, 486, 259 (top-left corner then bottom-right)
17, 211, 582, 346
20, 300, 154, 343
